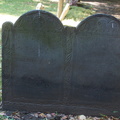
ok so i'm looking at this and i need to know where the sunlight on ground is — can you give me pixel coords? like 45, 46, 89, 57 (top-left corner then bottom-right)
113, 14, 120, 19
0, 14, 18, 28
62, 19, 80, 27
0, 14, 80, 28
82, 1, 107, 6
82, 1, 120, 19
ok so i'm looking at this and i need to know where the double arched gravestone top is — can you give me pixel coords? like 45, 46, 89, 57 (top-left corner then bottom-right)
2, 10, 120, 116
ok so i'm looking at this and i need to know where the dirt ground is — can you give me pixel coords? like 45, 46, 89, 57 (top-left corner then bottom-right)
82, 0, 120, 19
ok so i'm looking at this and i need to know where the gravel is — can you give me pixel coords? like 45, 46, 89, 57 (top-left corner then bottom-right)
0, 111, 119, 120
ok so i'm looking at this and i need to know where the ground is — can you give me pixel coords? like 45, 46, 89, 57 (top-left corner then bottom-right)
83, 0, 120, 19
0, 111, 119, 120
63, 0, 120, 26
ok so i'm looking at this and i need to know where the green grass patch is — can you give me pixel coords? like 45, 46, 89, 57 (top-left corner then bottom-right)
0, 0, 95, 20
0, 0, 38, 16
66, 4, 95, 21
0, 0, 58, 16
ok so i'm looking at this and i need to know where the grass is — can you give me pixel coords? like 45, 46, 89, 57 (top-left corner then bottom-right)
0, 0, 58, 16
0, 0, 95, 20
0, 0, 37, 16
66, 5, 95, 21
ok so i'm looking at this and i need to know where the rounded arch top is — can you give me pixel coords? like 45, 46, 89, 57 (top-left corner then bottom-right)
76, 14, 120, 35
14, 10, 64, 32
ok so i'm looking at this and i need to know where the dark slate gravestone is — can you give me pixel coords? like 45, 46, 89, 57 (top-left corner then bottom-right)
2, 11, 120, 116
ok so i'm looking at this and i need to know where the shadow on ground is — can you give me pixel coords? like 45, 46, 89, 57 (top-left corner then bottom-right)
82, 0, 120, 19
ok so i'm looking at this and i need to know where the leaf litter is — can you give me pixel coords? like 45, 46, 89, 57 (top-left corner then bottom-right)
0, 111, 119, 120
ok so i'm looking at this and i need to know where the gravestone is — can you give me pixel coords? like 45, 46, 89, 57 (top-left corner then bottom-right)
2, 10, 120, 116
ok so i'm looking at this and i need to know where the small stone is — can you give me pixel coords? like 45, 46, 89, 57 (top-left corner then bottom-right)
34, 113, 39, 118
78, 115, 86, 120
61, 115, 68, 120
31, 113, 38, 118
0, 112, 6, 115
4, 118, 9, 120
39, 113, 46, 118
69, 117, 75, 120
93, 117, 100, 120
51, 113, 56, 117
46, 114, 52, 118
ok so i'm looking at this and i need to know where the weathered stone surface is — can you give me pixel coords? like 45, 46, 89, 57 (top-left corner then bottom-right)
70, 14, 120, 115
2, 11, 120, 116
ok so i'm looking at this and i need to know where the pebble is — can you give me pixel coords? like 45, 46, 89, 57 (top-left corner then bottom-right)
61, 115, 68, 120
51, 113, 56, 117
34, 113, 39, 118
39, 113, 46, 118
69, 116, 75, 120
46, 114, 52, 118
0, 111, 6, 115
31, 113, 38, 118
0, 111, 119, 120
78, 115, 86, 120
93, 117, 100, 120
